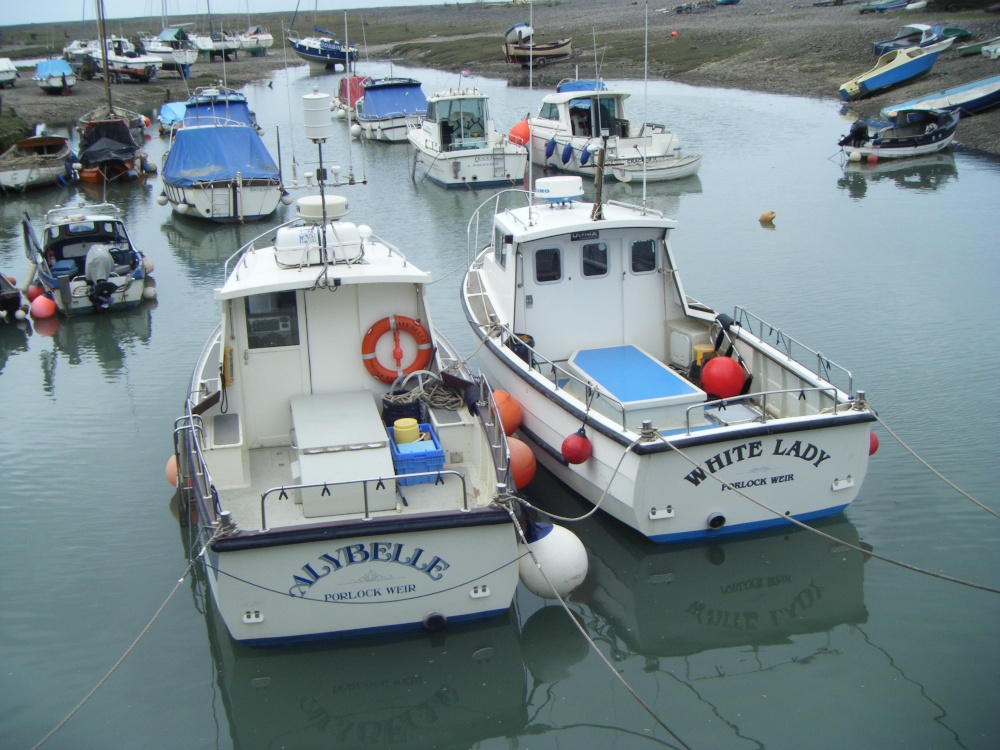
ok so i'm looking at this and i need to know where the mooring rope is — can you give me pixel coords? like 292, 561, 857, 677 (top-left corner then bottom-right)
871, 411, 999, 520
496, 491, 694, 750
29, 526, 224, 750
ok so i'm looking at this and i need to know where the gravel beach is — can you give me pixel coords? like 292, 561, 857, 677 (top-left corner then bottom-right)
1, 0, 998, 153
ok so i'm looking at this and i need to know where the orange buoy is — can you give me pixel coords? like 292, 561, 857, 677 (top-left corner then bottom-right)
166, 454, 179, 487
671, 30, 678, 37
508, 119, 530, 146
26, 284, 44, 302
869, 431, 879, 456
759, 210, 776, 223
30, 295, 56, 320
508, 436, 536, 489
33, 316, 60, 337
493, 390, 522, 436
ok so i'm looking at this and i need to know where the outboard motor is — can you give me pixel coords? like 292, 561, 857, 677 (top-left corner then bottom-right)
85, 244, 118, 311
838, 119, 869, 148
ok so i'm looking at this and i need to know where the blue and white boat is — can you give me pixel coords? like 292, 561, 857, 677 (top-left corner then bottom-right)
160, 86, 286, 223
872, 24, 944, 57
838, 108, 959, 159
839, 38, 953, 101
287, 26, 358, 70
354, 77, 427, 143
461, 175, 878, 544
33, 59, 76, 94
880, 74, 1000, 118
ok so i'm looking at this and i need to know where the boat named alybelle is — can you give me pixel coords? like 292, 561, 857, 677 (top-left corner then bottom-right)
171, 93, 586, 644
461, 176, 878, 543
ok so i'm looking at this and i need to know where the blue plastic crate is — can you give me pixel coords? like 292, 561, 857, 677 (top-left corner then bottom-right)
388, 422, 445, 486
51, 259, 77, 278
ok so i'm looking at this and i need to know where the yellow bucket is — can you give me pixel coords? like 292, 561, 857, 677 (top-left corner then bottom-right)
693, 343, 716, 366
393, 418, 420, 444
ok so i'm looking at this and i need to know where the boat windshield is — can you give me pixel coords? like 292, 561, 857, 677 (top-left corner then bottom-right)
432, 98, 488, 149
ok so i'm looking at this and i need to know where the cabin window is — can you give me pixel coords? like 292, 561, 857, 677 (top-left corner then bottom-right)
538, 102, 559, 120
582, 242, 608, 277
494, 227, 508, 270
425, 101, 438, 122
535, 247, 561, 283
595, 97, 618, 133
630, 239, 657, 274
245, 291, 300, 349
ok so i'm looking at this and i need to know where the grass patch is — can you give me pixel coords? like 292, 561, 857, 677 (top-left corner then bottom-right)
389, 36, 499, 67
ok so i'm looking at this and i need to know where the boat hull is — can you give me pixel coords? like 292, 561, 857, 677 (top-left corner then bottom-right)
288, 37, 358, 70
357, 115, 420, 143
410, 141, 527, 187
162, 180, 284, 222
881, 74, 1000, 117
529, 129, 702, 182
199, 513, 520, 645
470, 339, 871, 543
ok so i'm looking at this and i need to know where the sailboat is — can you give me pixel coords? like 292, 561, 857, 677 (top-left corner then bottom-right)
75, 0, 150, 183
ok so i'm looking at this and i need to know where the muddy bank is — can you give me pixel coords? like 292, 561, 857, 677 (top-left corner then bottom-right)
1, 0, 998, 154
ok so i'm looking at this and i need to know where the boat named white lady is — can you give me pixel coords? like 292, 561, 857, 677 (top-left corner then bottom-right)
519, 79, 701, 183
461, 175, 878, 543
170, 90, 586, 645
408, 87, 527, 188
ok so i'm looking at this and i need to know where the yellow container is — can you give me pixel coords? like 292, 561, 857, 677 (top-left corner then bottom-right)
393, 418, 420, 444
693, 343, 716, 366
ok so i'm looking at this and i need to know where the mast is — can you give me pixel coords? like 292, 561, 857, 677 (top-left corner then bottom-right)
96, 0, 113, 116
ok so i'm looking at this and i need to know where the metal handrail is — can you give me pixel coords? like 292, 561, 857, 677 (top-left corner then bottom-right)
731, 307, 856, 396
259, 470, 468, 531
682, 386, 842, 435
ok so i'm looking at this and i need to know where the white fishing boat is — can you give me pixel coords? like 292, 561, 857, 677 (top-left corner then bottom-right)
516, 79, 701, 183
461, 175, 877, 544
170, 90, 586, 645
0, 135, 75, 192
0, 57, 19, 88
408, 87, 527, 188
139, 27, 199, 77
21, 201, 155, 316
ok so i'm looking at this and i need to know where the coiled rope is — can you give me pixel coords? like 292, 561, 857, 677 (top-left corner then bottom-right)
29, 526, 224, 750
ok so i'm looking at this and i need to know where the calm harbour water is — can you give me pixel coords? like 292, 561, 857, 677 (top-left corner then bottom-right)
2, 61, 999, 750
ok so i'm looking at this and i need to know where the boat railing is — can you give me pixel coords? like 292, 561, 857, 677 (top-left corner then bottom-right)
731, 306, 856, 397
682, 386, 842, 435
258, 471, 469, 531
173, 412, 222, 524
465, 187, 534, 264
46, 202, 122, 222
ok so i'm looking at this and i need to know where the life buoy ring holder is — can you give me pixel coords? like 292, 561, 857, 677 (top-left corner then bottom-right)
362, 315, 433, 384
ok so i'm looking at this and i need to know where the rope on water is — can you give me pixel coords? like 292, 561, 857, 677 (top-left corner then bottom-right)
495, 490, 693, 750
872, 411, 999, 520
29, 526, 224, 750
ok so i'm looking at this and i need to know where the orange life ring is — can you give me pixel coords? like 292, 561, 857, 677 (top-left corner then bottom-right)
361, 315, 433, 384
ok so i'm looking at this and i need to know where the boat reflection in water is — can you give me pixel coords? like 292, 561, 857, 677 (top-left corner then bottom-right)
837, 151, 957, 199
528, 466, 870, 662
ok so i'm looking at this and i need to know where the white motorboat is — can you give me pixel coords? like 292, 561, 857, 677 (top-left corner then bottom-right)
461, 175, 878, 543
33, 58, 76, 94
170, 90, 586, 645
408, 87, 527, 188
238, 25, 274, 54
0, 57, 19, 88
0, 135, 75, 191
90, 35, 163, 82
139, 28, 199, 77
160, 86, 286, 223
22, 201, 155, 315
518, 79, 702, 183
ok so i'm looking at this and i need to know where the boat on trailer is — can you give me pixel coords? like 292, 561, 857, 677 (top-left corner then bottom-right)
461, 175, 877, 544
170, 90, 586, 645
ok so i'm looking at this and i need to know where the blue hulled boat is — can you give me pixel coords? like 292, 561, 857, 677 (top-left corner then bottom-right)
287, 26, 358, 70
872, 24, 944, 56
880, 74, 1000, 118
839, 38, 953, 101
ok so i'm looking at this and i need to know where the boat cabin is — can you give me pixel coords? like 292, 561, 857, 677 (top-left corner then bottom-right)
536, 90, 631, 138
423, 91, 489, 150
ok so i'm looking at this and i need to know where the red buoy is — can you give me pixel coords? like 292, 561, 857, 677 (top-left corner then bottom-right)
508, 119, 530, 146
30, 294, 56, 320
701, 356, 744, 399
561, 428, 593, 464
869, 430, 879, 456
508, 436, 537, 488
26, 284, 44, 302
494, 390, 522, 436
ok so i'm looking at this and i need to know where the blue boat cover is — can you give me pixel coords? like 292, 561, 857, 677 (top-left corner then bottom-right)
158, 102, 187, 126
35, 59, 74, 78
183, 98, 256, 127
556, 79, 608, 93
162, 126, 279, 187
360, 80, 427, 119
